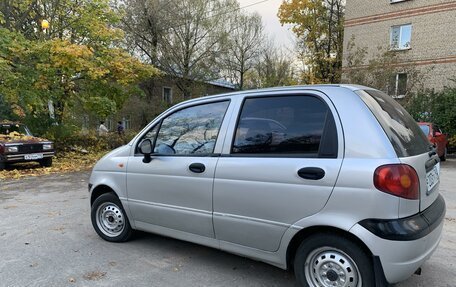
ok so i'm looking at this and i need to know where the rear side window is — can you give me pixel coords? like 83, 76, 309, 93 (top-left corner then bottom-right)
357, 90, 430, 157
231, 95, 338, 158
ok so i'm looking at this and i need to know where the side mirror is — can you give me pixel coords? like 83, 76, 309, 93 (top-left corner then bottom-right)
434, 131, 442, 137
139, 139, 153, 163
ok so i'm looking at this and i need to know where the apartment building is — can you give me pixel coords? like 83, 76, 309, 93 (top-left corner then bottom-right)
343, 0, 456, 97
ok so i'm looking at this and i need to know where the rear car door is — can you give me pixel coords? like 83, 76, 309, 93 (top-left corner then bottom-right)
126, 100, 230, 238
213, 92, 343, 252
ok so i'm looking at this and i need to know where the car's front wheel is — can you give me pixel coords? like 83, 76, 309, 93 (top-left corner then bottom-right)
39, 158, 52, 167
0, 161, 6, 170
294, 233, 374, 287
91, 192, 133, 242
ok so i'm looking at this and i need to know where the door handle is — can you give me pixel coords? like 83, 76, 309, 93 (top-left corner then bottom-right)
189, 163, 206, 173
297, 167, 325, 180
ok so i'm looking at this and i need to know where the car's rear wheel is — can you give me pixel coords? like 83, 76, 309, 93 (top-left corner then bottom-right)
440, 147, 447, 162
91, 192, 133, 242
294, 233, 374, 287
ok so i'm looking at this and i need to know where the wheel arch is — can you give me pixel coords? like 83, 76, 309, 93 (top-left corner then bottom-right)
91, 184, 119, 206
286, 225, 374, 270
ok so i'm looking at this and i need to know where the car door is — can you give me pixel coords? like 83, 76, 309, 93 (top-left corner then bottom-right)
213, 92, 343, 252
126, 100, 231, 238
432, 124, 446, 156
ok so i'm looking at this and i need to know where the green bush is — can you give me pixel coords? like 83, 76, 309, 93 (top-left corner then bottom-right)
449, 135, 456, 153
406, 85, 456, 135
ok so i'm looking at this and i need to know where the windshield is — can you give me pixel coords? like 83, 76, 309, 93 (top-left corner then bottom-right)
357, 90, 431, 157
0, 124, 32, 136
419, 124, 430, 136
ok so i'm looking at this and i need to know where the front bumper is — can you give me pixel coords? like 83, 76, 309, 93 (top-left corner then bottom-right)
1, 151, 55, 163
351, 194, 446, 283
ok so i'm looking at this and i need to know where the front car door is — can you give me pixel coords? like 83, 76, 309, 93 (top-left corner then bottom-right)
126, 100, 231, 238
213, 91, 343, 252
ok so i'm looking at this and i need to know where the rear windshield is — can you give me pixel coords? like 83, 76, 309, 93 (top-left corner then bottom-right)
357, 90, 430, 157
419, 124, 430, 136
0, 124, 32, 136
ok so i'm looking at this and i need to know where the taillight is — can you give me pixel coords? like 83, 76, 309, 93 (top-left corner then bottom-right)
374, 164, 419, 200
0, 144, 4, 154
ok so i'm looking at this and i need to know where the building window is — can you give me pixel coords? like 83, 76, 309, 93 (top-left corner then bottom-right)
123, 115, 131, 130
390, 24, 412, 50
388, 73, 407, 98
163, 87, 172, 104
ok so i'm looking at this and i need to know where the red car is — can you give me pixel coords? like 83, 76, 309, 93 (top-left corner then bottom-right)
418, 122, 448, 161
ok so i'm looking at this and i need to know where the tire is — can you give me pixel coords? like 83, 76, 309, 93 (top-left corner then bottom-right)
39, 158, 53, 167
440, 147, 447, 162
0, 161, 5, 170
91, 192, 133, 242
294, 233, 374, 287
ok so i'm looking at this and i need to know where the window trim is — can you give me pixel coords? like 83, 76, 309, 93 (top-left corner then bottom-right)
135, 99, 231, 157
228, 94, 338, 158
390, 24, 412, 51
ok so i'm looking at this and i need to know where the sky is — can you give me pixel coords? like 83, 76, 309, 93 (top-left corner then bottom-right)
237, 0, 296, 50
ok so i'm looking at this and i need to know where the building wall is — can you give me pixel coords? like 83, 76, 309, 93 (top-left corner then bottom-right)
343, 0, 456, 91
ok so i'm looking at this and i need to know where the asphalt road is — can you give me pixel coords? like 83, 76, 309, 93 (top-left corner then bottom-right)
1, 160, 455, 287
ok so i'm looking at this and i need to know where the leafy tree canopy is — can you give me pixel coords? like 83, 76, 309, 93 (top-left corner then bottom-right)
0, 0, 158, 124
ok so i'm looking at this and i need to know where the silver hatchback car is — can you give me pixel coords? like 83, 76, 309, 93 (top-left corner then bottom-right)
89, 85, 445, 287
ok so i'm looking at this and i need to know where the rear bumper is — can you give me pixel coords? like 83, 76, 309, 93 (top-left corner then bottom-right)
0, 151, 55, 163
351, 194, 446, 283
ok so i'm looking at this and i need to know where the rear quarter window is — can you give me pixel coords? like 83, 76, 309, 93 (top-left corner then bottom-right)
357, 90, 430, 157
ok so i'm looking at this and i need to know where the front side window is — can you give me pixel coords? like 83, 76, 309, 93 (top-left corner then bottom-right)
153, 101, 229, 155
390, 24, 412, 50
231, 95, 337, 157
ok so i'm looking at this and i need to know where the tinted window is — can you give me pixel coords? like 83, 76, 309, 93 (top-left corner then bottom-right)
232, 96, 336, 157
357, 90, 430, 157
153, 101, 229, 155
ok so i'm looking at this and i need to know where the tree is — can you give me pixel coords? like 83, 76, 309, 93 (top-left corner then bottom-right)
222, 12, 265, 90
122, 0, 238, 99
0, 0, 158, 124
342, 36, 425, 96
278, 0, 344, 83
243, 42, 296, 89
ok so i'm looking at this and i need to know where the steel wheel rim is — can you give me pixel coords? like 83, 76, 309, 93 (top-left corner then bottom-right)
304, 247, 362, 287
96, 202, 125, 237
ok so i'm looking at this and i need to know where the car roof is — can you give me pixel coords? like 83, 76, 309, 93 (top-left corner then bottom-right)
177, 84, 373, 106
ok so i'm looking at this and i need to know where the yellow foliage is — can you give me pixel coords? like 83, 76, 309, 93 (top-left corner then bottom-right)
0, 150, 108, 180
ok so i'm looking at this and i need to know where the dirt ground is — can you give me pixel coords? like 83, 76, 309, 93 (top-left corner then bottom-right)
0, 160, 455, 287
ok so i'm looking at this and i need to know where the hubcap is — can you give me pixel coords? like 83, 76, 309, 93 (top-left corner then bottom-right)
305, 247, 361, 287
96, 202, 125, 237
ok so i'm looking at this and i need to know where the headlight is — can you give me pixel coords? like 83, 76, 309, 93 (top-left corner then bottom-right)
7, 146, 18, 153
43, 143, 53, 150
